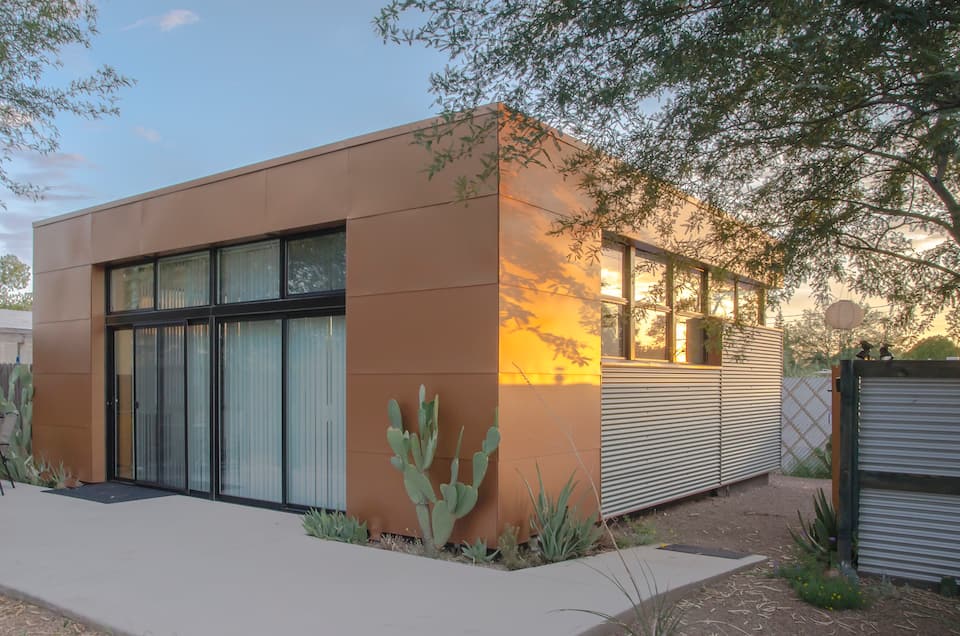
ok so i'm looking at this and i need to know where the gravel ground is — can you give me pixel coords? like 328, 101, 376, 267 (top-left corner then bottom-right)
633, 473, 960, 635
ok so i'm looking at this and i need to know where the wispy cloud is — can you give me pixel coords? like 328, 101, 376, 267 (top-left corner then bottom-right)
133, 126, 162, 143
123, 9, 200, 32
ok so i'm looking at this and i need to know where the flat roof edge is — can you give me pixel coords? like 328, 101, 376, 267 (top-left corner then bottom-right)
33, 104, 501, 228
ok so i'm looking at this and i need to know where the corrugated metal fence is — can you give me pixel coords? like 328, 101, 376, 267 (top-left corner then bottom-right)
601, 326, 783, 517
838, 361, 960, 583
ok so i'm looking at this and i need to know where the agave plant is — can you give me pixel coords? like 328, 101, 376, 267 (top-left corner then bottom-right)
525, 465, 602, 563
788, 489, 839, 565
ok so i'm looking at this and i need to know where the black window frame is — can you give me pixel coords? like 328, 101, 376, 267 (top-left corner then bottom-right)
600, 238, 765, 365
104, 226, 347, 513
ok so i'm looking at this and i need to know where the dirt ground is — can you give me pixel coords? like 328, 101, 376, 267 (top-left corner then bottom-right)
635, 473, 960, 635
2, 474, 958, 635
0, 596, 105, 636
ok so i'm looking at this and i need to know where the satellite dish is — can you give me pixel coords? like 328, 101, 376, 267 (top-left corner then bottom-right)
824, 300, 865, 330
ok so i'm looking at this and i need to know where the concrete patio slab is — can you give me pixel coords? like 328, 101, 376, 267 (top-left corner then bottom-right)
0, 484, 765, 635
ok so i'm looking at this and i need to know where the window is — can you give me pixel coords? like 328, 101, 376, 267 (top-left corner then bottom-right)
600, 244, 628, 358
709, 276, 735, 318
737, 281, 762, 325
109, 263, 154, 312
218, 240, 280, 303
600, 241, 764, 364
158, 252, 210, 309
632, 254, 668, 360
286, 232, 346, 295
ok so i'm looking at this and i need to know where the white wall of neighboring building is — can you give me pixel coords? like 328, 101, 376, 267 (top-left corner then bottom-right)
0, 309, 32, 364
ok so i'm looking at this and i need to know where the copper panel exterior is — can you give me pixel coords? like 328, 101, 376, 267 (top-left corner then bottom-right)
346, 197, 499, 296
265, 152, 350, 230
140, 172, 269, 254
497, 375, 601, 461
91, 202, 143, 263
499, 137, 595, 216
347, 285, 498, 375
32, 373, 93, 430
500, 198, 600, 299
499, 288, 601, 375
33, 424, 94, 482
346, 373, 498, 457
89, 268, 106, 482
34, 214, 91, 273
33, 320, 92, 375
346, 131, 497, 219
33, 266, 92, 323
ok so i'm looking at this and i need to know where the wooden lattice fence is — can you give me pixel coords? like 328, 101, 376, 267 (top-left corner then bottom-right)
781, 376, 832, 471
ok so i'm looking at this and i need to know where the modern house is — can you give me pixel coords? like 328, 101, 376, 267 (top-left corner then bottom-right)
32, 108, 782, 542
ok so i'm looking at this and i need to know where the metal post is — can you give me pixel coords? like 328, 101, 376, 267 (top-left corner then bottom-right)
837, 359, 859, 565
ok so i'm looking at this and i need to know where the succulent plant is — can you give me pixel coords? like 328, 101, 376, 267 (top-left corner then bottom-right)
387, 385, 500, 556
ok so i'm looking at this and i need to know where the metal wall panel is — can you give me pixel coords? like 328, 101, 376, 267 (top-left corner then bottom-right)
720, 326, 783, 484
600, 365, 721, 517
858, 488, 960, 583
860, 378, 960, 477
600, 326, 783, 517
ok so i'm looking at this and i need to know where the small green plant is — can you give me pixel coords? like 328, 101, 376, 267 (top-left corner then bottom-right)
386, 385, 500, 557
785, 442, 832, 479
460, 538, 498, 564
611, 517, 658, 548
497, 524, 534, 570
302, 509, 369, 544
940, 576, 958, 598
779, 558, 866, 610
526, 465, 602, 563
788, 488, 839, 565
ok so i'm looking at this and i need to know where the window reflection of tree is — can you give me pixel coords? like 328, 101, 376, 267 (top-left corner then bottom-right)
287, 233, 346, 295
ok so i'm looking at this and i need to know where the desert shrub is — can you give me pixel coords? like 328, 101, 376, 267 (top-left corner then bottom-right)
460, 538, 498, 564
789, 489, 840, 565
779, 559, 866, 610
526, 466, 602, 563
302, 509, 368, 544
497, 524, 537, 570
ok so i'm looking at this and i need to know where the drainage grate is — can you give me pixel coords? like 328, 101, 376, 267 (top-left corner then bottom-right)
657, 544, 749, 559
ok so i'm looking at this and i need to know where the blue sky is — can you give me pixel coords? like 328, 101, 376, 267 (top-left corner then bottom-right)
2, 0, 446, 264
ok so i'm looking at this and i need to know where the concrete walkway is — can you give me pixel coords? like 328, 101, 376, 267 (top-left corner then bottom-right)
0, 484, 764, 635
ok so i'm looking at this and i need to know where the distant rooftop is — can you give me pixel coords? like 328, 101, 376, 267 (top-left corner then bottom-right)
0, 310, 32, 332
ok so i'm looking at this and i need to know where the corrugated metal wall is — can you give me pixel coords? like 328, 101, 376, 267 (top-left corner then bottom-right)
856, 375, 960, 582
600, 326, 783, 517
859, 378, 960, 477
601, 366, 721, 517
721, 327, 783, 484
858, 489, 960, 582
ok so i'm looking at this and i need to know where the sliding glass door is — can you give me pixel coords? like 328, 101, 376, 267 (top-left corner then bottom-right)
107, 230, 347, 509
287, 315, 346, 510
220, 319, 282, 502
111, 323, 210, 492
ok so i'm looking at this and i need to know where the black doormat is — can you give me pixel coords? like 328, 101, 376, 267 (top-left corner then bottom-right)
657, 543, 749, 559
44, 482, 176, 504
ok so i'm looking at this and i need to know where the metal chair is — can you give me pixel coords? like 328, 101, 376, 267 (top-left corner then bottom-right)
0, 412, 17, 495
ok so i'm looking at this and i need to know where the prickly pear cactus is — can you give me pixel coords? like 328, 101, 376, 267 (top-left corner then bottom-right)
387, 385, 500, 556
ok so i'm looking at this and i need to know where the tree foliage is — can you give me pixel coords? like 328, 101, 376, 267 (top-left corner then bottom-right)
0, 0, 131, 204
902, 334, 959, 359
376, 0, 960, 335
782, 306, 913, 376
0, 253, 32, 309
